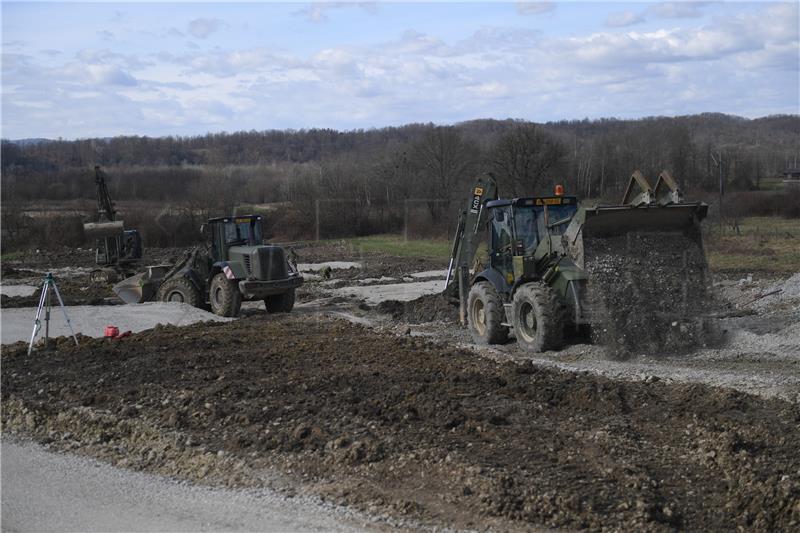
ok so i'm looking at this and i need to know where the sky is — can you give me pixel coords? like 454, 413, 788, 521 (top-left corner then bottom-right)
1, 1, 798, 139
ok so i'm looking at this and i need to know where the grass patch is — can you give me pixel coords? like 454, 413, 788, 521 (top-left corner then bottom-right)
1, 251, 24, 261
705, 217, 800, 273
303, 234, 451, 259
344, 235, 451, 259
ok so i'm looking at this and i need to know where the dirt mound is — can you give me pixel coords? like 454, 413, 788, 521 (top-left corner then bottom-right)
3, 315, 799, 531
0, 274, 117, 308
585, 232, 719, 357
376, 293, 459, 323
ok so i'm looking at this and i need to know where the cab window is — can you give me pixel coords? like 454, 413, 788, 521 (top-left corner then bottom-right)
512, 206, 539, 254
224, 218, 262, 245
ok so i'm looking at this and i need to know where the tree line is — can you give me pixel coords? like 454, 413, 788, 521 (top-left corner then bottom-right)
1, 113, 798, 245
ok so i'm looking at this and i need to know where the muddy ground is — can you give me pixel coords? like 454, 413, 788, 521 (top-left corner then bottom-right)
2, 243, 799, 531
3, 316, 799, 531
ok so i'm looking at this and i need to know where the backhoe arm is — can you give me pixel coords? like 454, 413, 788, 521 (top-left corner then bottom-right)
443, 175, 498, 323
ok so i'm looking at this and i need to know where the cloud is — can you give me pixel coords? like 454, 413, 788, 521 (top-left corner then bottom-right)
649, 2, 712, 19
2, 2, 797, 138
294, 2, 378, 23
188, 18, 224, 39
516, 2, 555, 16
87, 64, 138, 86
97, 30, 115, 42
2, 40, 27, 49
606, 11, 645, 28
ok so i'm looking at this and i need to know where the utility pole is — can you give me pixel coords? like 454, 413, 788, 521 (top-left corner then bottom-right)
710, 151, 723, 226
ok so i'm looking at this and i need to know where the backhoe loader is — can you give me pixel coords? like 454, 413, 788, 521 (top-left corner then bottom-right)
445, 171, 709, 352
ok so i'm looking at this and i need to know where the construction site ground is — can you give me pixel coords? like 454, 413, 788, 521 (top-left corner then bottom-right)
2, 242, 799, 531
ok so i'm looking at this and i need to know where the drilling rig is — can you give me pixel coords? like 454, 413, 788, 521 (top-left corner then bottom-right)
82, 166, 142, 283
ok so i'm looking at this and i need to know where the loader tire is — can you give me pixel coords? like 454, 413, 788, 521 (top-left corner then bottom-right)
512, 282, 565, 352
467, 281, 509, 345
90, 268, 118, 284
265, 289, 295, 314
210, 273, 242, 317
157, 276, 202, 308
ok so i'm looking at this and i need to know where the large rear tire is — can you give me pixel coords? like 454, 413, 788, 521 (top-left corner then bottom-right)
265, 289, 295, 313
467, 281, 509, 345
210, 273, 242, 317
512, 282, 564, 352
157, 276, 202, 308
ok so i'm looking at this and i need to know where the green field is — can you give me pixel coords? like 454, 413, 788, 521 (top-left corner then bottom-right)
705, 216, 800, 273
338, 234, 451, 259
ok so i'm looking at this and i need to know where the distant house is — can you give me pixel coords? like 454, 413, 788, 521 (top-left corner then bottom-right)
782, 168, 800, 181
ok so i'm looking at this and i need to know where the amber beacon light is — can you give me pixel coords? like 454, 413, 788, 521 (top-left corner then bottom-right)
554, 184, 564, 196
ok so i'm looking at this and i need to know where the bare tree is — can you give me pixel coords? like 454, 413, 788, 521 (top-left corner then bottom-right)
491, 124, 567, 195
410, 126, 479, 220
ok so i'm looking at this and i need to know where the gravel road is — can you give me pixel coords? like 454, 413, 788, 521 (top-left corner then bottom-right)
0, 438, 375, 533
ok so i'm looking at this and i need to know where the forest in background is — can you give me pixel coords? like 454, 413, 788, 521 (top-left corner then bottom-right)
2, 113, 799, 249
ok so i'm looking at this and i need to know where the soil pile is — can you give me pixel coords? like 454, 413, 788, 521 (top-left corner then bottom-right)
376, 293, 459, 323
584, 232, 717, 357
3, 315, 799, 531
0, 274, 116, 308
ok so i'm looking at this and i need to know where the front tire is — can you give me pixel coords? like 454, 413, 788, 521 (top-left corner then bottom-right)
265, 289, 295, 313
210, 273, 242, 317
90, 268, 118, 284
467, 281, 509, 345
157, 276, 202, 308
512, 282, 564, 352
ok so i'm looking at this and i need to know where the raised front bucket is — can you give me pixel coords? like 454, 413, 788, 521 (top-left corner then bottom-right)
573, 202, 713, 356
582, 203, 708, 239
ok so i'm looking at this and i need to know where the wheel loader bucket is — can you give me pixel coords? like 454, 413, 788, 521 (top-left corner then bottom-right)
565, 170, 708, 269
565, 202, 708, 269
582, 203, 708, 239
112, 265, 171, 304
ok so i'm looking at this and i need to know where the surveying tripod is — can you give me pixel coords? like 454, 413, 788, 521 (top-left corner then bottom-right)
27, 273, 79, 355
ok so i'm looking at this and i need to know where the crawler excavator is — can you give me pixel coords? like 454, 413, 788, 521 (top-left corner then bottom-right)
82, 166, 142, 283
444, 171, 710, 352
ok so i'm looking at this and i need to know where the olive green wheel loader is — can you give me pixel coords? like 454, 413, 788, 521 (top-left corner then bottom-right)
114, 214, 303, 317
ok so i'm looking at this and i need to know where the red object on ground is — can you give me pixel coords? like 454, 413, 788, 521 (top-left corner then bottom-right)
104, 326, 120, 338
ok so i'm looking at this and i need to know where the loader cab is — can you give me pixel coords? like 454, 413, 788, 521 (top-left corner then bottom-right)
206, 215, 263, 262
487, 196, 579, 284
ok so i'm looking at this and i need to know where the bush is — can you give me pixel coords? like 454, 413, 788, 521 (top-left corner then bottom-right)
725, 186, 800, 219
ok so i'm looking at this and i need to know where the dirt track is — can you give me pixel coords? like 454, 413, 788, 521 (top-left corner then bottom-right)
3, 315, 800, 531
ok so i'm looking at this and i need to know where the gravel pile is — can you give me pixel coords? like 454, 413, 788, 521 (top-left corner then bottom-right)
584, 232, 716, 357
